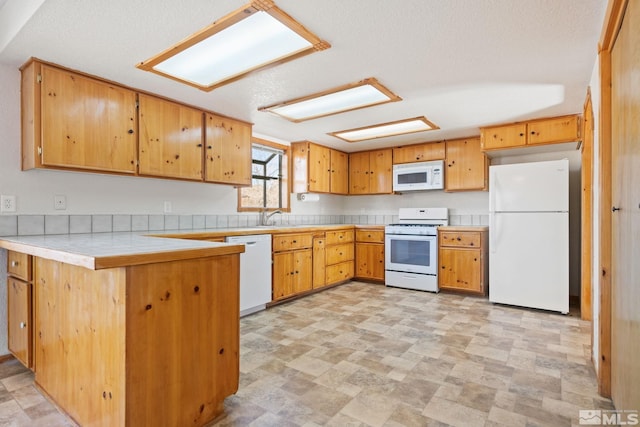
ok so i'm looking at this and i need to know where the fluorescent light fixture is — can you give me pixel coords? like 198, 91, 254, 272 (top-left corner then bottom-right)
136, 1, 330, 91
259, 78, 402, 122
329, 117, 439, 142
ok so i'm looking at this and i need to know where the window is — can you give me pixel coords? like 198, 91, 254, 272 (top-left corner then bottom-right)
238, 138, 290, 212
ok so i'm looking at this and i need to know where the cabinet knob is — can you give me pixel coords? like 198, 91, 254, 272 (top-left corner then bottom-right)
456, 237, 461, 241
10, 261, 18, 267
127, 129, 134, 134
19, 322, 26, 329
207, 145, 212, 149
197, 143, 203, 147
612, 206, 621, 212
292, 240, 297, 243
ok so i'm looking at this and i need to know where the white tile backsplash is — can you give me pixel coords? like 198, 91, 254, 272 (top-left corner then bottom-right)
0, 216, 17, 236
70, 215, 92, 234
164, 215, 179, 230
18, 215, 45, 235
148, 215, 164, 231
45, 215, 69, 235
132, 215, 149, 231
92, 215, 112, 233
113, 215, 132, 232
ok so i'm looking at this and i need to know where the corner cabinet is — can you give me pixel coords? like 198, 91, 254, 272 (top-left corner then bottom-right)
349, 149, 393, 195
354, 227, 385, 282
21, 60, 137, 173
204, 114, 252, 186
6, 251, 34, 369
138, 94, 204, 180
480, 115, 580, 152
444, 137, 488, 192
438, 227, 488, 295
291, 141, 349, 194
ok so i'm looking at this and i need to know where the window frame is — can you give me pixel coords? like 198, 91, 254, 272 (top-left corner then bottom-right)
237, 137, 291, 213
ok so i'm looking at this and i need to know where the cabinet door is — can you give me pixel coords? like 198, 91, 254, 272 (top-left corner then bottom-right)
438, 248, 482, 293
369, 149, 393, 194
480, 123, 527, 150
272, 252, 293, 301
308, 144, 331, 193
7, 278, 32, 368
528, 115, 579, 145
392, 142, 445, 164
204, 114, 251, 185
291, 249, 313, 295
326, 261, 354, 285
355, 243, 385, 281
349, 151, 370, 194
312, 237, 326, 289
445, 138, 488, 192
330, 150, 349, 194
138, 94, 203, 180
40, 65, 137, 173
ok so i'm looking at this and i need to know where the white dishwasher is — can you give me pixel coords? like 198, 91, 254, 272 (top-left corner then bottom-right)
226, 234, 272, 317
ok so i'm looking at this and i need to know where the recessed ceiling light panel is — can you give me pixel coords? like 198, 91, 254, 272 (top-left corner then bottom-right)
329, 116, 439, 142
137, 1, 330, 91
260, 78, 402, 122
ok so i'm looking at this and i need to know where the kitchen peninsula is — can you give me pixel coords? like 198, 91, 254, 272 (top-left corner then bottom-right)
0, 233, 245, 427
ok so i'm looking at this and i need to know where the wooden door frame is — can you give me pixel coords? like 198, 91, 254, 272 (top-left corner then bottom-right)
596, 0, 628, 398
581, 88, 593, 322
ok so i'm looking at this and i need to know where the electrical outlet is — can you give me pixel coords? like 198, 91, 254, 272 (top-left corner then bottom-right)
1, 195, 16, 213
54, 195, 67, 210
163, 201, 172, 213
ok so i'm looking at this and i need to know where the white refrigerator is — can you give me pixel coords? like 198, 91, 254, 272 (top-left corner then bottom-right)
489, 159, 569, 313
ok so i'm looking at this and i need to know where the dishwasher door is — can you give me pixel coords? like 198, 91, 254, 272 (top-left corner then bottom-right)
226, 234, 272, 317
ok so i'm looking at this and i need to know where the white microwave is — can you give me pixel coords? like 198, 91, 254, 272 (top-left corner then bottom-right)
393, 160, 444, 192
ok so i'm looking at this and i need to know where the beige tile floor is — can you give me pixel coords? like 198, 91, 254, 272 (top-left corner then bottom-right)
0, 281, 613, 426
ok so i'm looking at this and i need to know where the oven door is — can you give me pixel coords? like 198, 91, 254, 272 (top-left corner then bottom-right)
385, 233, 437, 275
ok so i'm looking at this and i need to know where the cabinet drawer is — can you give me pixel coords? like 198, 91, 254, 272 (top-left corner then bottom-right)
273, 233, 313, 251
355, 229, 384, 243
325, 229, 354, 245
7, 252, 32, 281
439, 232, 481, 248
326, 243, 354, 265
326, 261, 354, 284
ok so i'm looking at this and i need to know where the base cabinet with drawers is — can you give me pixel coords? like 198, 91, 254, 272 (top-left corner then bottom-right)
438, 227, 488, 295
6, 251, 34, 369
354, 227, 385, 282
324, 229, 355, 286
272, 233, 313, 301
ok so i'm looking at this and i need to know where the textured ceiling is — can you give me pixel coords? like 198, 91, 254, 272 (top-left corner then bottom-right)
0, 0, 607, 152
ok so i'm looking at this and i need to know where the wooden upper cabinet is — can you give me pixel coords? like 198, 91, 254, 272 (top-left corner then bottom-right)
204, 114, 252, 186
330, 150, 349, 194
444, 137, 488, 192
480, 115, 580, 151
291, 141, 348, 194
480, 123, 527, 150
24, 62, 137, 173
349, 149, 392, 195
392, 141, 445, 164
528, 115, 580, 145
138, 94, 204, 180
348, 151, 370, 195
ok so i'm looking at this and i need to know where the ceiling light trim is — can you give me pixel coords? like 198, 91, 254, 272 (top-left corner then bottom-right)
329, 116, 440, 142
136, 0, 330, 92
259, 78, 402, 122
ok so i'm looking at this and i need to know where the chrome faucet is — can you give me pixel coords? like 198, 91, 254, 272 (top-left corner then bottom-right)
261, 209, 282, 226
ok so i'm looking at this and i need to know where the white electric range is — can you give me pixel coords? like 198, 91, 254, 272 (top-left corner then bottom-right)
384, 208, 448, 292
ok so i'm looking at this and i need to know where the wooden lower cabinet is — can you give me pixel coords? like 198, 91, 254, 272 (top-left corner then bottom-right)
438, 227, 488, 295
7, 278, 32, 368
7, 251, 34, 369
354, 228, 385, 281
272, 249, 313, 300
272, 233, 314, 300
325, 229, 355, 286
33, 255, 240, 427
